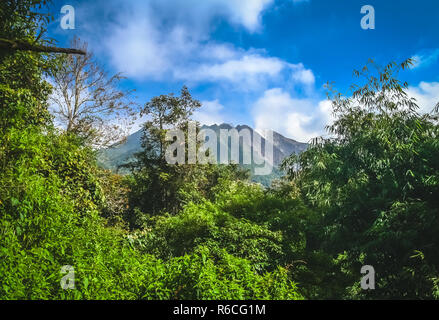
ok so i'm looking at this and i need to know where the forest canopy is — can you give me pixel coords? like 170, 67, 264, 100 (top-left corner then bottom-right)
1, 0, 438, 300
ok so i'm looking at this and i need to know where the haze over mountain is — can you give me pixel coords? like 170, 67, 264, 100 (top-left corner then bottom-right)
97, 124, 308, 186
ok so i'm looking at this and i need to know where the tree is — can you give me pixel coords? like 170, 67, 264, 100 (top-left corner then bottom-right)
139, 85, 201, 163
0, 0, 305, 301
0, 1, 85, 58
282, 59, 439, 299
49, 37, 135, 147
1, 0, 58, 133
125, 86, 201, 220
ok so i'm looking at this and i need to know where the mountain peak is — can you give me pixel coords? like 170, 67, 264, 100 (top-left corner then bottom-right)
97, 123, 308, 186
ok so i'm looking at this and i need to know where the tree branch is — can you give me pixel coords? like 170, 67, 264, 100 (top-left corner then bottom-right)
0, 38, 86, 55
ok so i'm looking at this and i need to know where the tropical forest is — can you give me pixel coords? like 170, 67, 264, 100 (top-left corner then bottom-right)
1, 0, 439, 300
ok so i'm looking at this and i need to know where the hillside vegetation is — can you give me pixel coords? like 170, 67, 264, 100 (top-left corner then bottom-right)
97, 123, 308, 186
1, 1, 439, 300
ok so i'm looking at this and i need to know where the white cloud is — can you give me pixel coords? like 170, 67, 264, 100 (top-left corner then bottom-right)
219, 0, 274, 32
176, 54, 285, 89
251, 81, 439, 143
104, 17, 315, 89
106, 19, 170, 79
318, 99, 335, 126
407, 82, 439, 113
193, 100, 226, 125
411, 49, 439, 69
77, 0, 312, 91
146, 0, 274, 33
289, 63, 315, 86
284, 112, 319, 143
252, 88, 331, 142
73, 0, 320, 136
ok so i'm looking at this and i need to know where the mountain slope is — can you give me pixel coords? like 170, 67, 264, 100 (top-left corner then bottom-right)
97, 124, 308, 186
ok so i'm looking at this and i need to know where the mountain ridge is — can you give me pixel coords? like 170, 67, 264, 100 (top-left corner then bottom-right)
97, 124, 308, 186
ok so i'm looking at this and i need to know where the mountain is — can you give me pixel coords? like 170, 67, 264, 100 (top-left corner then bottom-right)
97, 124, 308, 186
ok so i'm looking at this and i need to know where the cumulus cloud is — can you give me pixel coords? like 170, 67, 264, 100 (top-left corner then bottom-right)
172, 54, 283, 90
146, 0, 274, 33
251, 82, 439, 143
250, 82, 439, 143
317, 99, 335, 126
176, 55, 314, 90
193, 100, 226, 125
252, 88, 332, 142
76, 0, 312, 91
219, 0, 274, 32
72, 0, 320, 137
104, 21, 313, 89
289, 63, 315, 86
407, 82, 439, 113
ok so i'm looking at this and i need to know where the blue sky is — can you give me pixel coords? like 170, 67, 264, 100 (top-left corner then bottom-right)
48, 0, 439, 142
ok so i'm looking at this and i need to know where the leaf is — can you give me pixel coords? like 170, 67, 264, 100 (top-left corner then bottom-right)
83, 278, 89, 289
11, 197, 20, 207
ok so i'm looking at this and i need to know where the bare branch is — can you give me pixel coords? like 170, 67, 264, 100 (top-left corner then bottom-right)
48, 37, 136, 148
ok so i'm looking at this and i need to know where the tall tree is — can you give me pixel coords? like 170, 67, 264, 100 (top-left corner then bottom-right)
282, 59, 439, 299
0, 1, 85, 57
139, 85, 201, 164
49, 37, 135, 147
1, 0, 58, 132
126, 86, 201, 220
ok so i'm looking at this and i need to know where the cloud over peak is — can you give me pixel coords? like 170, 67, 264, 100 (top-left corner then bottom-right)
252, 88, 331, 143
77, 0, 313, 92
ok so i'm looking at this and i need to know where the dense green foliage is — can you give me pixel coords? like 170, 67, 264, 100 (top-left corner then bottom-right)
1, 1, 438, 300
0, 0, 302, 300
283, 60, 439, 299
